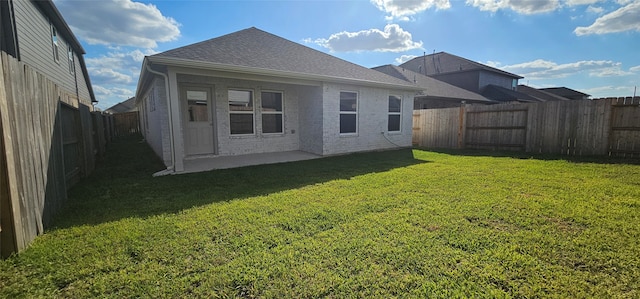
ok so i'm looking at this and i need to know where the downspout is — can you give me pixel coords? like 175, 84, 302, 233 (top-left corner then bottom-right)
145, 64, 176, 176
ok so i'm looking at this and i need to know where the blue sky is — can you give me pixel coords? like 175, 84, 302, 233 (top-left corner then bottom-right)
53, 0, 640, 109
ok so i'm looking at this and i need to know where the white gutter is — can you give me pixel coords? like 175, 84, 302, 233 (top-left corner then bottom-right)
145, 63, 176, 176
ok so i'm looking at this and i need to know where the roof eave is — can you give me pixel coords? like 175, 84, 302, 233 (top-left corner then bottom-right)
147, 56, 423, 91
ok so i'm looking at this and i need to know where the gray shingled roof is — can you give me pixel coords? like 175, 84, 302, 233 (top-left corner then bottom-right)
151, 27, 418, 89
481, 84, 541, 103
539, 87, 590, 100
518, 85, 570, 101
399, 52, 523, 79
105, 97, 137, 114
372, 65, 493, 103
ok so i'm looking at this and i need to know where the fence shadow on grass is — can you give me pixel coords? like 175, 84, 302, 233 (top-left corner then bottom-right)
52, 135, 428, 229
418, 147, 640, 165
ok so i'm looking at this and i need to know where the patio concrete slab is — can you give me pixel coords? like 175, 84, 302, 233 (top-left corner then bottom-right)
180, 151, 322, 174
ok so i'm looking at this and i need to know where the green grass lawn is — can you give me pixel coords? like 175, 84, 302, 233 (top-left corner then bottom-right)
1, 135, 639, 298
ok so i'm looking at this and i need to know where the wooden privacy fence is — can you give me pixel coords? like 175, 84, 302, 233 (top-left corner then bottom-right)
113, 111, 140, 137
0, 52, 111, 257
413, 97, 640, 157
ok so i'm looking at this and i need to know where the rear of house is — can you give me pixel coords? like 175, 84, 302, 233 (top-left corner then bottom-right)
136, 28, 421, 174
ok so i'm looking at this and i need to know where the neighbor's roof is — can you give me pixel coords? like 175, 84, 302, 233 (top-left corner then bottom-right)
539, 87, 590, 99
517, 85, 570, 102
399, 52, 523, 79
481, 84, 541, 103
372, 65, 493, 103
148, 27, 421, 90
105, 97, 137, 114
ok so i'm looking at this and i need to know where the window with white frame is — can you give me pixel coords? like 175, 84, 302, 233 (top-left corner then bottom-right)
340, 91, 357, 134
388, 95, 401, 132
67, 47, 74, 74
261, 91, 283, 134
51, 25, 59, 62
229, 89, 254, 135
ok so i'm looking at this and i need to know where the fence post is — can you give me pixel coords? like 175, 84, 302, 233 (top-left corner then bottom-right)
458, 104, 465, 149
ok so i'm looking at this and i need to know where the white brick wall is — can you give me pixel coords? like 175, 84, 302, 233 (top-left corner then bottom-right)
177, 74, 301, 156
142, 72, 414, 168
321, 83, 413, 155
298, 86, 324, 155
143, 78, 171, 166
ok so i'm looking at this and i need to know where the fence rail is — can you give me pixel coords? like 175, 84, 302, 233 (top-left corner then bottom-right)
0, 52, 112, 257
413, 97, 640, 157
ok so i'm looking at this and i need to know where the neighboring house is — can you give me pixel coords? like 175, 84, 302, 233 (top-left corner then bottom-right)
481, 84, 541, 103
400, 52, 536, 103
0, 0, 96, 107
135, 27, 422, 174
105, 97, 137, 114
1, 0, 98, 257
373, 65, 494, 109
518, 85, 571, 102
539, 87, 590, 100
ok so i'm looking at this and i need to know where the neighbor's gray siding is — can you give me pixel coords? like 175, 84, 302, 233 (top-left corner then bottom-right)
12, 0, 81, 101
478, 71, 515, 91
72, 51, 91, 105
432, 71, 480, 93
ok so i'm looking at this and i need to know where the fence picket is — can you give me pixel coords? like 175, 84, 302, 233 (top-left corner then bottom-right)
1, 52, 110, 257
413, 98, 640, 157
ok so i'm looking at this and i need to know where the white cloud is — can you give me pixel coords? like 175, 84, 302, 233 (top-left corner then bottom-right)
85, 49, 156, 108
371, 0, 451, 20
500, 59, 632, 79
92, 85, 111, 96
616, 0, 634, 5
395, 54, 418, 64
310, 24, 423, 52
86, 49, 155, 69
485, 61, 502, 68
55, 0, 180, 48
586, 5, 605, 14
565, 0, 603, 6
90, 68, 132, 84
574, 2, 640, 35
466, 0, 560, 14
582, 85, 637, 97
630, 65, 640, 72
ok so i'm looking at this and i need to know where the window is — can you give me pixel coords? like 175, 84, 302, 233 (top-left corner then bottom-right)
388, 95, 402, 132
187, 90, 208, 122
149, 89, 156, 112
229, 89, 254, 135
51, 25, 59, 62
67, 47, 74, 74
261, 91, 283, 134
340, 91, 357, 134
